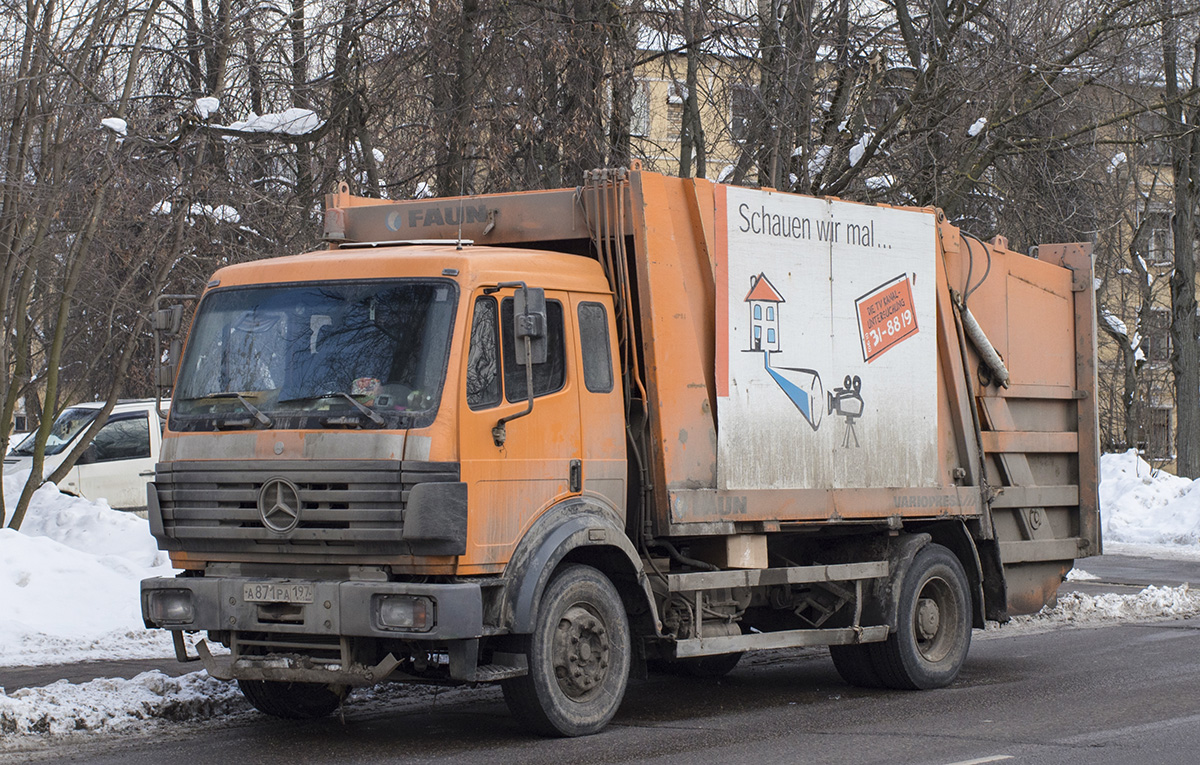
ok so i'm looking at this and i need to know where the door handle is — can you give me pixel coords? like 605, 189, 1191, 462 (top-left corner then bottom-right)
139, 470, 155, 477
569, 459, 582, 493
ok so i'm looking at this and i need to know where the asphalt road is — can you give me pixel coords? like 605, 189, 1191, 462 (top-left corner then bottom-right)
4, 552, 1199, 765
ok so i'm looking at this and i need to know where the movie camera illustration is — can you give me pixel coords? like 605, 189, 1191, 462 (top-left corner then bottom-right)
828, 375, 865, 448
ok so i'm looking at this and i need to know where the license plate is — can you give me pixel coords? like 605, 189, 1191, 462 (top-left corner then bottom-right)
243, 582, 314, 604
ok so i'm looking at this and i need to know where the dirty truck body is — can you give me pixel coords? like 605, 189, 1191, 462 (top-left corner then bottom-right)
142, 168, 1099, 736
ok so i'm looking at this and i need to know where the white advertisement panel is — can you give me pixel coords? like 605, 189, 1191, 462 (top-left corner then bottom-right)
717, 187, 939, 490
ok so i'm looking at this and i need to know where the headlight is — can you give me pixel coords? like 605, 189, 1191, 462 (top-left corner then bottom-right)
375, 595, 433, 631
146, 589, 195, 624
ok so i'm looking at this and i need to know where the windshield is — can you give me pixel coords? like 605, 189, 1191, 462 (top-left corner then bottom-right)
170, 279, 457, 431
11, 407, 98, 456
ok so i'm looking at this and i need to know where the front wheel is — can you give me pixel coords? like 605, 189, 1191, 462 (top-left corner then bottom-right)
501, 564, 631, 737
237, 679, 345, 719
871, 543, 972, 690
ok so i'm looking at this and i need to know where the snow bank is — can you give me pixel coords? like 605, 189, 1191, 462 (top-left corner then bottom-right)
0, 671, 243, 737
988, 583, 1200, 637
1100, 450, 1200, 547
1049, 584, 1200, 623
0, 672, 470, 747
0, 477, 175, 667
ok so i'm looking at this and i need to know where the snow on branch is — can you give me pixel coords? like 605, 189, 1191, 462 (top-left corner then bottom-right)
100, 118, 127, 136
219, 108, 323, 136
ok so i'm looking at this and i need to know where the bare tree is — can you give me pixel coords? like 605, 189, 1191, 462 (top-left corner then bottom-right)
1161, 0, 1200, 476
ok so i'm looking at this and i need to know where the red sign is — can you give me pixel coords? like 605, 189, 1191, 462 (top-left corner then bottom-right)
856, 275, 919, 362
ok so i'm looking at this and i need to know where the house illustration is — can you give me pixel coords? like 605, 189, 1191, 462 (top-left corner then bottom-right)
744, 273, 784, 351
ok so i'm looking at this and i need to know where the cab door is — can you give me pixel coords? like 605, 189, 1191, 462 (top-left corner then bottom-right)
457, 287, 582, 569
571, 296, 626, 517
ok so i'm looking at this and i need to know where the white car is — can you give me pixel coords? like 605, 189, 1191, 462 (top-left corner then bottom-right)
3, 399, 167, 512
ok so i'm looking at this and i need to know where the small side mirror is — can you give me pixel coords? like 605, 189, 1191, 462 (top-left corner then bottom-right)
156, 338, 182, 387
514, 287, 548, 365
151, 305, 184, 335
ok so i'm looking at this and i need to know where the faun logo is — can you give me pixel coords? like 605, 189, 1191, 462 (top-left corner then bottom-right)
385, 203, 489, 231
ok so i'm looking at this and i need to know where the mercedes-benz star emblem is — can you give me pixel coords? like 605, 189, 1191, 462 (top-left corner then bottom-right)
258, 478, 302, 533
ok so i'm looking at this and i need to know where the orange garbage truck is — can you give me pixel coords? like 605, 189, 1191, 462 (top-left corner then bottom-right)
142, 166, 1099, 736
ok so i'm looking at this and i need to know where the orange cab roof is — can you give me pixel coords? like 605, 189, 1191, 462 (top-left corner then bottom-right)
207, 244, 612, 295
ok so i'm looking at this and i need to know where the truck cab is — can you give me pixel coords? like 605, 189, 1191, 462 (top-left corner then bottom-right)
144, 242, 645, 732
155, 245, 623, 572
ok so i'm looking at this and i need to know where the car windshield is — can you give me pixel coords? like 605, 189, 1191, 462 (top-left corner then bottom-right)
170, 279, 457, 431
11, 407, 98, 456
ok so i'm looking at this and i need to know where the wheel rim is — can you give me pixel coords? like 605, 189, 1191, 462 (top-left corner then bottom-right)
912, 575, 957, 663
552, 602, 611, 701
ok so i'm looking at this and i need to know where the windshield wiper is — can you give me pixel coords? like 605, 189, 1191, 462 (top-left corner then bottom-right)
279, 392, 385, 427
203, 392, 273, 428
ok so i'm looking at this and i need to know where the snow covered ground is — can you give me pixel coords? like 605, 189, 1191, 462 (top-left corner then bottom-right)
3, 450, 1200, 743
0, 472, 176, 667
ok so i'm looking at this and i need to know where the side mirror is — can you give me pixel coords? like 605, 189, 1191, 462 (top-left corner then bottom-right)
513, 286, 548, 365
491, 282, 547, 447
150, 293, 198, 419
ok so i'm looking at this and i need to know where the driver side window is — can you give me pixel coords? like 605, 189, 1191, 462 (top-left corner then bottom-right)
467, 296, 501, 410
466, 294, 567, 409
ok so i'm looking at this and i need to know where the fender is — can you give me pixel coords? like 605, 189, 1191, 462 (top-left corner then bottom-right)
861, 532, 931, 631
925, 520, 989, 629
503, 497, 659, 635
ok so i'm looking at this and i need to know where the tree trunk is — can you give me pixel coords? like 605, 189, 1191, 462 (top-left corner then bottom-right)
1163, 3, 1200, 477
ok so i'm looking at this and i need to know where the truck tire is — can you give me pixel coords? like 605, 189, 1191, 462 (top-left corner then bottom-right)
653, 651, 744, 678
829, 644, 884, 688
871, 543, 971, 690
677, 651, 744, 678
237, 679, 345, 719
501, 564, 630, 737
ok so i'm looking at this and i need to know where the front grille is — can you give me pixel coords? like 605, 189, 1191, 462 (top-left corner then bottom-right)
232, 631, 346, 667
156, 459, 458, 554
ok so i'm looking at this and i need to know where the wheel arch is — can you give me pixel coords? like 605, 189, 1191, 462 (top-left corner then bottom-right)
504, 498, 659, 638
908, 520, 987, 629
861, 531, 931, 631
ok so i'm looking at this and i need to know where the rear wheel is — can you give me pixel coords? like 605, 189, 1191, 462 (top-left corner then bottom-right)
501, 564, 630, 737
871, 543, 972, 690
237, 679, 345, 719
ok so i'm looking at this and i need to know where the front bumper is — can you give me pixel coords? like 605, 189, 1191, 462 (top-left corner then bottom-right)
143, 576, 486, 685
142, 575, 484, 639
